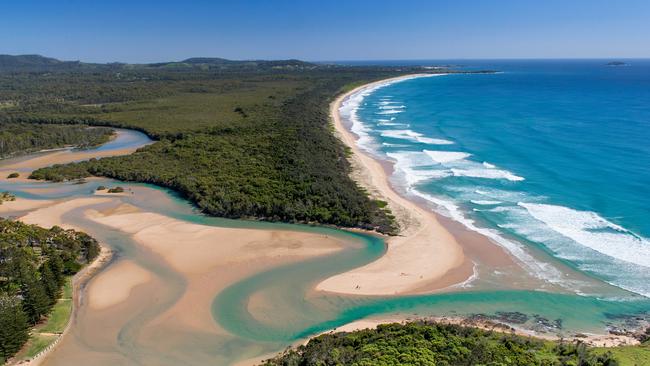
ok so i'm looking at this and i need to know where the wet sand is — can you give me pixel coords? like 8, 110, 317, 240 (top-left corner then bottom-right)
0, 198, 55, 214
87, 259, 152, 310
9, 196, 351, 365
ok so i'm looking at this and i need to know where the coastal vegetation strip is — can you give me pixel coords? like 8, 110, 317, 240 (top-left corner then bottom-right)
0, 218, 100, 363
0, 192, 16, 204
0, 123, 113, 159
263, 321, 638, 366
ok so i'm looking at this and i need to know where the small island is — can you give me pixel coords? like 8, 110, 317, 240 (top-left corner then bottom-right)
0, 191, 16, 204
96, 186, 125, 193
606, 61, 627, 66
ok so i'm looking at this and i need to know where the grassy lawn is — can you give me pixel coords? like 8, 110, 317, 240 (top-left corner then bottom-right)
14, 277, 74, 361
20, 334, 58, 360
37, 277, 73, 334
596, 342, 650, 366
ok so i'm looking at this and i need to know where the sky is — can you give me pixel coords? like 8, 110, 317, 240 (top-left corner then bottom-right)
1, 0, 649, 63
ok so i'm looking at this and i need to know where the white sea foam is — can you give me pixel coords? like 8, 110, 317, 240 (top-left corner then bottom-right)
339, 73, 445, 154
519, 203, 650, 268
423, 150, 471, 163
378, 100, 401, 106
380, 130, 454, 145
409, 190, 566, 285
386, 151, 449, 185
387, 148, 525, 184
448, 262, 479, 289
470, 200, 502, 205
417, 137, 456, 145
385, 150, 567, 285
377, 109, 404, 115
491, 203, 650, 297
450, 168, 525, 182
339, 88, 377, 152
483, 162, 496, 169
378, 122, 409, 127
379, 104, 405, 110
382, 142, 410, 148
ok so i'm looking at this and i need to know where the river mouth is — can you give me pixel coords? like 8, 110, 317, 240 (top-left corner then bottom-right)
1, 128, 648, 365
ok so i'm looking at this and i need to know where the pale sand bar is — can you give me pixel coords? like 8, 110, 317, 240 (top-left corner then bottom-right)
87, 259, 152, 310
317, 75, 472, 296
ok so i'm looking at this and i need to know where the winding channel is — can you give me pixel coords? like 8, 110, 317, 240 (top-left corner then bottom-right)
1, 128, 648, 365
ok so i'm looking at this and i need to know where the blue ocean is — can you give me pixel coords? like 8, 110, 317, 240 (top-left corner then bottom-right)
345, 60, 650, 297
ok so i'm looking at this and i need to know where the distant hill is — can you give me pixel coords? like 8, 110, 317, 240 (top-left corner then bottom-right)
182, 57, 233, 65
149, 57, 315, 70
0, 54, 315, 73
0, 54, 62, 67
0, 54, 94, 72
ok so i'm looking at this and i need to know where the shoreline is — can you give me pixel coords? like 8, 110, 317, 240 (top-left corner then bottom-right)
306, 74, 647, 353
8, 225, 114, 366
317, 74, 475, 296
2, 194, 358, 365
328, 315, 642, 348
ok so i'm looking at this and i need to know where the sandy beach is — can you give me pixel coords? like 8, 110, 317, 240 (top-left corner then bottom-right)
317, 75, 473, 296
329, 315, 641, 348
87, 259, 152, 310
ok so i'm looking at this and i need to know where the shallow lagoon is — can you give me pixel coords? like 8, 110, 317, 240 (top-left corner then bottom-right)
1, 123, 648, 365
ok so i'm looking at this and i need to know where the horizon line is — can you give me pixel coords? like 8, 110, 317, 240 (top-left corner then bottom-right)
3, 53, 650, 65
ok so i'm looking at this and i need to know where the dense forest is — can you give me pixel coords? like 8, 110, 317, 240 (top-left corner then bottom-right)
0, 219, 99, 361
0, 54, 315, 73
0, 55, 443, 233
0, 122, 113, 158
0, 55, 493, 232
263, 321, 620, 366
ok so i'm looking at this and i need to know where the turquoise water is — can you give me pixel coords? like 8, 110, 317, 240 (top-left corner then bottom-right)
2, 93, 650, 363
349, 60, 650, 297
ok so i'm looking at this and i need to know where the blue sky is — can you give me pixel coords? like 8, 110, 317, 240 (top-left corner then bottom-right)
2, 0, 649, 62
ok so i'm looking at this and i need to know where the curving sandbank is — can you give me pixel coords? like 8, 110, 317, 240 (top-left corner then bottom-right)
317, 75, 473, 295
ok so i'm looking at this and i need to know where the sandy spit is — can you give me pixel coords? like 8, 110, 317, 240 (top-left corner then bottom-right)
316, 75, 471, 296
